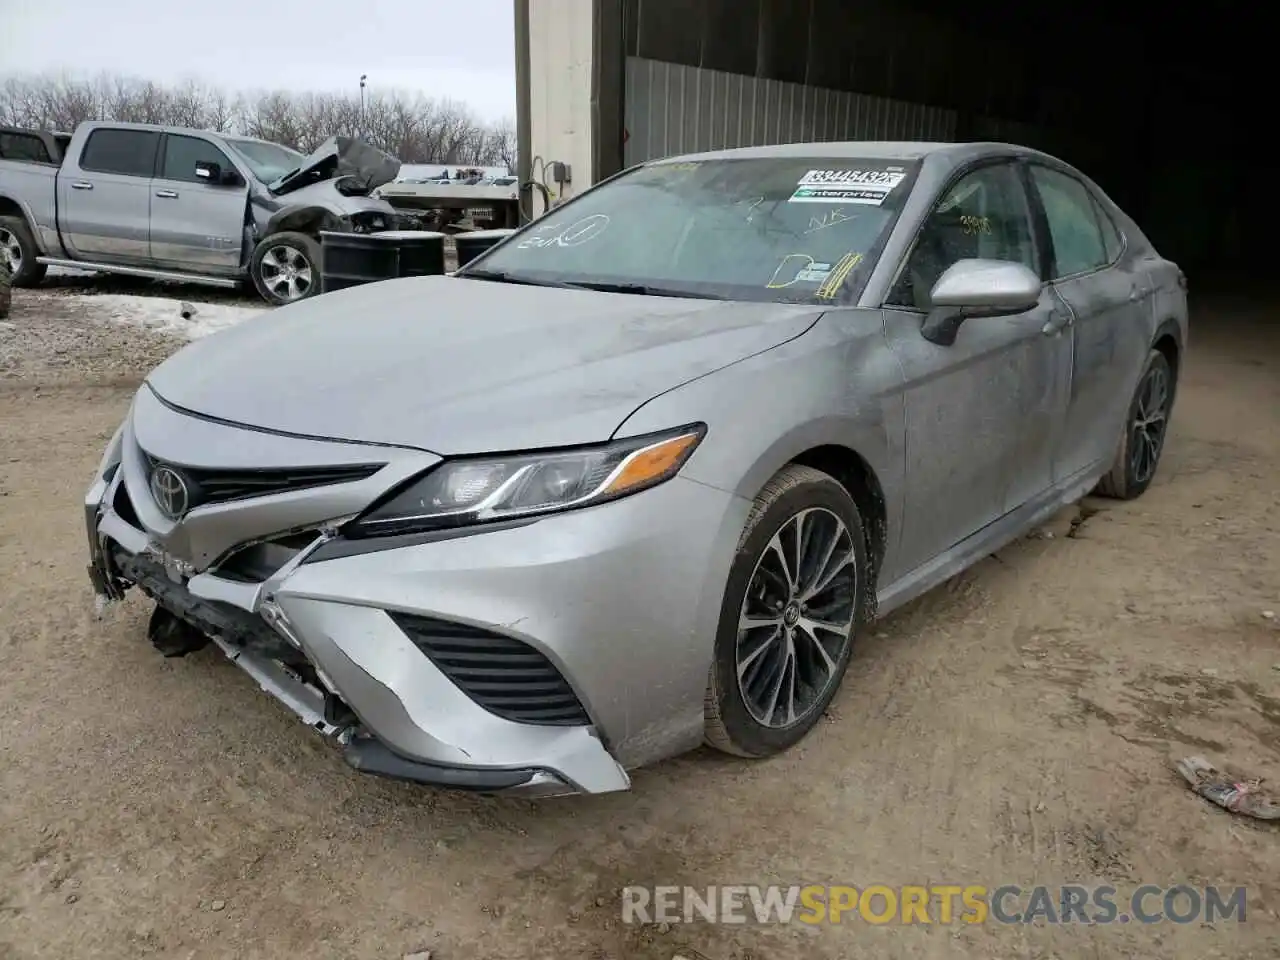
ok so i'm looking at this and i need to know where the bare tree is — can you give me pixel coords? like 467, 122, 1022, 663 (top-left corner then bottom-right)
0, 72, 515, 168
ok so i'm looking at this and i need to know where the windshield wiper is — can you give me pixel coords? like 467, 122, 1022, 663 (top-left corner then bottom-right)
556, 280, 722, 300
461, 270, 721, 300
459, 269, 577, 289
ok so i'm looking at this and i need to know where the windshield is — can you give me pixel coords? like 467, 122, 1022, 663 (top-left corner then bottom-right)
225, 138, 307, 183
464, 156, 919, 303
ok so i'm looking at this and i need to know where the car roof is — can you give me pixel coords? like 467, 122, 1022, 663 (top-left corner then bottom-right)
654, 140, 1044, 164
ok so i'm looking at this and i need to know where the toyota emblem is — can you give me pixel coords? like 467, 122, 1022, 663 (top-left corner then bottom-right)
149, 465, 190, 520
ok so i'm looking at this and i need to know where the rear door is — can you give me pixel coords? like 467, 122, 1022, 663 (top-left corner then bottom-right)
58, 127, 158, 262
148, 133, 249, 273
1026, 164, 1152, 484
882, 159, 1072, 576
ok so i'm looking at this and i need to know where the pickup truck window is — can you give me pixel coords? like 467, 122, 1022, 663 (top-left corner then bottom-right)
0, 131, 53, 163
224, 138, 305, 183
80, 129, 160, 178
162, 134, 234, 183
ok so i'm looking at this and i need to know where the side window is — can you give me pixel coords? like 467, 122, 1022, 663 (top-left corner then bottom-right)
1091, 194, 1124, 262
888, 162, 1036, 310
161, 135, 234, 183
1029, 165, 1107, 278
0, 132, 52, 162
79, 129, 159, 177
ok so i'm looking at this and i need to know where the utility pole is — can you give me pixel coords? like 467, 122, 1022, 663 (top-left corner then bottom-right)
359, 74, 368, 138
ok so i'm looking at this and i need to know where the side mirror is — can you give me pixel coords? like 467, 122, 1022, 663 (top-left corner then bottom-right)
921, 259, 1042, 347
194, 161, 221, 182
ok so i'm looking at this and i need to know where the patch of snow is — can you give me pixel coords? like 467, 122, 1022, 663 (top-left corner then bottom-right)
45, 264, 99, 278
62, 293, 268, 340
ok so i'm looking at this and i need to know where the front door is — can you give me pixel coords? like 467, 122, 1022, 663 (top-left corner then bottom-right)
1026, 164, 1154, 483
148, 133, 248, 273
882, 160, 1072, 578
58, 127, 159, 263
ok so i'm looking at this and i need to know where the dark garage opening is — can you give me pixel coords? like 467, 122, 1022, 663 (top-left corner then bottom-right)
605, 0, 1267, 291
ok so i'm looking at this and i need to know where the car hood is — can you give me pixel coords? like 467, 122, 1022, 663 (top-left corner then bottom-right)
145, 277, 823, 454
268, 136, 401, 197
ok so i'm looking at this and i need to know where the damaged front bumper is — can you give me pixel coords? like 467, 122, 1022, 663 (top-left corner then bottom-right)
83, 463, 630, 798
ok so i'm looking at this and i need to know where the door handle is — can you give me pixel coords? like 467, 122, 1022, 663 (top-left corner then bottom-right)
155, 190, 179, 199
1041, 310, 1071, 336
70, 181, 93, 190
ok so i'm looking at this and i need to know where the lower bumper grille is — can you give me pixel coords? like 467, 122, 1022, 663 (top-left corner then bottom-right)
389, 614, 590, 726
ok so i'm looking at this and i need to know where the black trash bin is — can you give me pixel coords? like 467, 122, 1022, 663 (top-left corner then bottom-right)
454, 228, 517, 269
320, 230, 447, 293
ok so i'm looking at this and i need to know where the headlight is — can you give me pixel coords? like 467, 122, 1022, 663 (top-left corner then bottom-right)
346, 424, 705, 537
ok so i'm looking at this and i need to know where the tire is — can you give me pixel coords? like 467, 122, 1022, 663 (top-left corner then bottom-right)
250, 231, 321, 305
0, 215, 48, 287
1095, 348, 1175, 500
704, 464, 869, 758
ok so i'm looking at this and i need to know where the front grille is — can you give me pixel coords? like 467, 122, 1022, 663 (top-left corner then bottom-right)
390, 614, 591, 726
141, 453, 383, 507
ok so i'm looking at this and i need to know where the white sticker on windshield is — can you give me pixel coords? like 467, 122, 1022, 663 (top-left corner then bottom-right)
795, 264, 832, 283
790, 168, 906, 205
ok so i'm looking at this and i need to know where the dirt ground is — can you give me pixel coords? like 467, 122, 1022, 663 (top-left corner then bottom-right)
1, 281, 1277, 960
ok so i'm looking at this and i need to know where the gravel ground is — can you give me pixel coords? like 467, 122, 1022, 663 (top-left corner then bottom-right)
0, 281, 1277, 960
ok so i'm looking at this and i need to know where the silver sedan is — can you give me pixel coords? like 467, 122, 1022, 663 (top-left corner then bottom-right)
84, 141, 1187, 795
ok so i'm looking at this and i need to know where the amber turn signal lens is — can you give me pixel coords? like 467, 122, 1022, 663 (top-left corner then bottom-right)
601, 431, 702, 496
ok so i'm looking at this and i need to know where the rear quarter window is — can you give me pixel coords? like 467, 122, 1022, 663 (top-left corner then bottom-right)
0, 132, 52, 163
1091, 195, 1124, 262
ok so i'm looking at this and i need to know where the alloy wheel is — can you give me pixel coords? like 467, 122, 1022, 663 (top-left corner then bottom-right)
0, 227, 22, 276
1129, 360, 1170, 485
259, 245, 314, 301
736, 507, 857, 728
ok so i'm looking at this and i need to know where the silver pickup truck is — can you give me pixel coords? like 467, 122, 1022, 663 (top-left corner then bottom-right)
0, 121, 402, 304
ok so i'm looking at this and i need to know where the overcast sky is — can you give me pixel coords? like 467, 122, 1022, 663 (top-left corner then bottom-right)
0, 0, 517, 120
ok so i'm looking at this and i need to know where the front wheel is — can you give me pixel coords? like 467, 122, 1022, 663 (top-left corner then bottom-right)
704, 464, 869, 758
1095, 348, 1176, 500
250, 232, 321, 305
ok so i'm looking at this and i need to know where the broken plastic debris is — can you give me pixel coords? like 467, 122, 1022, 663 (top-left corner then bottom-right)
1176, 756, 1279, 820
93, 594, 113, 618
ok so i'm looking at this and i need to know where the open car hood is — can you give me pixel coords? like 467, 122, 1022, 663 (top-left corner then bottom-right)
268, 136, 401, 197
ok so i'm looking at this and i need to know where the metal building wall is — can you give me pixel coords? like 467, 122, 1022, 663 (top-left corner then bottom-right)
622, 57, 956, 166
524, 0, 595, 202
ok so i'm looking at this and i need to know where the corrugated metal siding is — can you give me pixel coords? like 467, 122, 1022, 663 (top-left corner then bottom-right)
624, 57, 957, 166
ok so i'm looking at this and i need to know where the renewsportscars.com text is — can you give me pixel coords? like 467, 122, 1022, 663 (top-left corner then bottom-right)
621, 884, 1247, 925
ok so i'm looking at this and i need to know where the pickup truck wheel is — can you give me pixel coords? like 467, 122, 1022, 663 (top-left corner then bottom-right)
0, 216, 48, 287
250, 232, 321, 305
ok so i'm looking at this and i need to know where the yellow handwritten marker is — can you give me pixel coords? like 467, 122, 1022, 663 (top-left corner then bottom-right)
815, 253, 852, 298
766, 254, 815, 289
817, 252, 863, 299
830, 253, 863, 296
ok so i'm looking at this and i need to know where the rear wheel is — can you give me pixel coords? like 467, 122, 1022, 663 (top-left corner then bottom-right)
704, 465, 868, 758
1095, 348, 1175, 500
0, 215, 48, 287
250, 231, 321, 305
